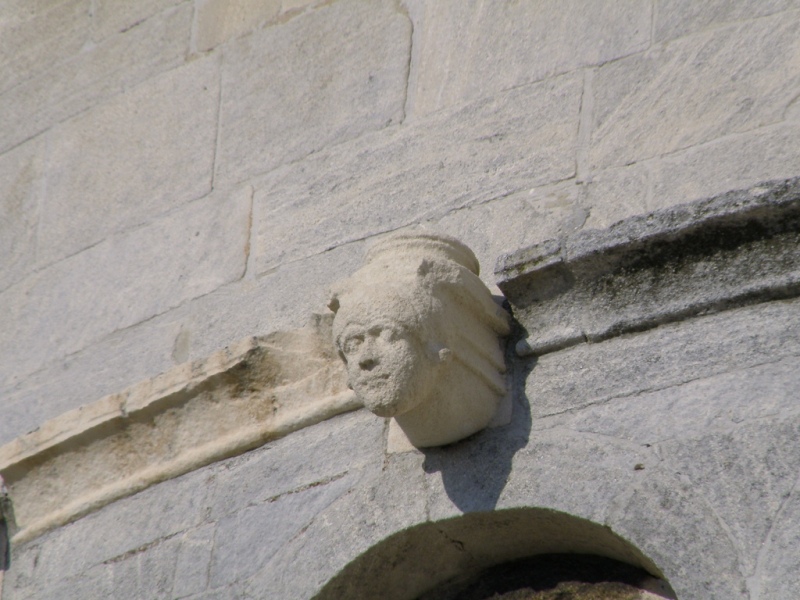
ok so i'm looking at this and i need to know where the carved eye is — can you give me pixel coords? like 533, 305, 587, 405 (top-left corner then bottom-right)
342, 335, 364, 355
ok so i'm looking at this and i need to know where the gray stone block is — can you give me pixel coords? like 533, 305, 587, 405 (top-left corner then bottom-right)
0, 4, 192, 154
590, 10, 800, 169
526, 298, 800, 418
567, 355, 800, 445
659, 417, 800, 577
654, 0, 799, 42
172, 524, 215, 599
582, 163, 650, 230
0, 187, 250, 399
0, 0, 89, 96
110, 535, 182, 600
0, 137, 45, 294
251, 71, 583, 274
243, 452, 428, 599
757, 479, 800, 599
606, 474, 746, 599
216, 0, 411, 187
206, 410, 383, 522
39, 54, 220, 266
191, 0, 282, 53
208, 471, 357, 588
408, 0, 651, 117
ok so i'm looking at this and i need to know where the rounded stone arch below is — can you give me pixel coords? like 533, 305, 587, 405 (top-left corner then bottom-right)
313, 507, 676, 600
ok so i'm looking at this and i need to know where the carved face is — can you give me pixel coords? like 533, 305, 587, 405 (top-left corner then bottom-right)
336, 320, 436, 417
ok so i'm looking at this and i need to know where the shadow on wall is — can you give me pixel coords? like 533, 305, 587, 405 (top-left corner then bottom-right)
420, 312, 534, 511
313, 507, 675, 600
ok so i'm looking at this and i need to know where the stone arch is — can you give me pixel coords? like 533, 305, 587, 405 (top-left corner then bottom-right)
313, 507, 672, 600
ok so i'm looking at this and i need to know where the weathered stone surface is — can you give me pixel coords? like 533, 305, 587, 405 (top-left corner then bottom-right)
171, 524, 215, 598
0, 188, 250, 388
408, 0, 651, 117
590, 11, 800, 169
39, 55, 219, 266
0, 136, 45, 293
497, 178, 800, 357
567, 356, 800, 445
216, 0, 410, 186
0, 0, 89, 95
243, 452, 428, 599
206, 410, 382, 521
109, 535, 182, 600
654, 0, 800, 42
0, 320, 357, 544
252, 72, 582, 273
526, 298, 800, 418
606, 474, 746, 599
582, 164, 650, 230
416, 182, 587, 287
659, 417, 800, 577
91, 0, 185, 41
192, 0, 281, 53
0, 3, 192, 154
330, 234, 510, 447
650, 123, 800, 212
757, 477, 800, 599
209, 472, 356, 587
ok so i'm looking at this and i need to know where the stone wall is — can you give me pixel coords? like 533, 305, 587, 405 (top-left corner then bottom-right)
2, 1, 800, 598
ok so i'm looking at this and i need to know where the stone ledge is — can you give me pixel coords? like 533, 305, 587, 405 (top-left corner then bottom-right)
496, 178, 800, 356
0, 315, 359, 546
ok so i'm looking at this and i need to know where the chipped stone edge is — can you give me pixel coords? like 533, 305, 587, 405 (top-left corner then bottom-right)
0, 332, 360, 547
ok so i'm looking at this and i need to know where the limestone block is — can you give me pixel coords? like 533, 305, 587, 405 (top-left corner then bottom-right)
650, 123, 800, 212
0, 3, 192, 155
582, 163, 650, 230
216, 0, 410, 186
758, 482, 800, 599
171, 524, 215, 598
109, 535, 181, 600
252, 72, 582, 274
0, 188, 250, 388
208, 473, 355, 587
39, 54, 220, 267
329, 234, 510, 447
590, 10, 800, 170
0, 0, 90, 95
654, 0, 799, 42
192, 0, 281, 53
91, 0, 185, 41
527, 298, 800, 418
409, 0, 651, 117
414, 182, 587, 286
0, 137, 45, 294
659, 417, 800, 576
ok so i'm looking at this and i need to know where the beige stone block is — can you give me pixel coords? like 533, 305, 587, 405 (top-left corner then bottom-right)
0, 187, 251, 388
590, 10, 800, 170
650, 122, 800, 211
216, 0, 411, 186
251, 71, 583, 274
0, 137, 46, 293
0, 3, 192, 154
91, 0, 185, 41
582, 163, 650, 229
0, 0, 90, 95
408, 0, 651, 117
192, 0, 281, 53
38, 54, 220, 267
654, 0, 800, 42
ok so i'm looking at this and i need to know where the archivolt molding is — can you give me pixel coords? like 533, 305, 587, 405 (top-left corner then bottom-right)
0, 314, 359, 546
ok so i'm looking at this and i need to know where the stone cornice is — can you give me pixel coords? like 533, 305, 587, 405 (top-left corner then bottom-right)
496, 178, 800, 356
0, 314, 359, 546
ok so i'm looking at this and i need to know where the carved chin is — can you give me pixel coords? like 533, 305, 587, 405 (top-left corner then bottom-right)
359, 390, 405, 418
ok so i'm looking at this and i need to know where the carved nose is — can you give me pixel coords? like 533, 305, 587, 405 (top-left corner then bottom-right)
359, 357, 377, 371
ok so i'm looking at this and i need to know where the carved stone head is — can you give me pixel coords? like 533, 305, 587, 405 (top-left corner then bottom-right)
329, 233, 510, 447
